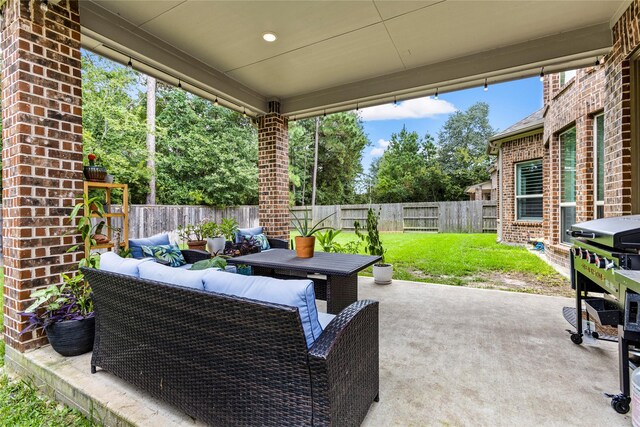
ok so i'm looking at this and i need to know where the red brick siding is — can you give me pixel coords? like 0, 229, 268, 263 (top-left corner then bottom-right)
257, 103, 289, 240
498, 133, 544, 244
1, 0, 83, 351
541, 65, 605, 267
606, 0, 640, 217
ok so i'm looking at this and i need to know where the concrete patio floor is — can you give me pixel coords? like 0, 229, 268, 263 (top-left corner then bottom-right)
5, 278, 629, 426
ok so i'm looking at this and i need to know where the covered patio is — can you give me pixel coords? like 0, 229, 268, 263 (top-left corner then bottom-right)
2, 0, 640, 425
6, 278, 627, 426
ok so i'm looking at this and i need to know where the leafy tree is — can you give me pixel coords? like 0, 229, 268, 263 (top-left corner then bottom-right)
154, 86, 258, 206
289, 112, 369, 205
436, 102, 495, 199
82, 53, 149, 203
372, 127, 451, 202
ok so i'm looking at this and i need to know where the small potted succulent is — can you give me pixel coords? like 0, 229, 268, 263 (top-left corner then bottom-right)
355, 208, 392, 285
290, 209, 335, 258
83, 153, 107, 182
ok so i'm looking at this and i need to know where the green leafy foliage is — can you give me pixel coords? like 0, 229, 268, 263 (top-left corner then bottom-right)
354, 208, 386, 263
0, 375, 95, 426
316, 229, 342, 252
82, 54, 149, 203
219, 217, 239, 242
436, 102, 495, 199
155, 86, 258, 206
289, 113, 370, 205
371, 103, 495, 203
189, 256, 228, 271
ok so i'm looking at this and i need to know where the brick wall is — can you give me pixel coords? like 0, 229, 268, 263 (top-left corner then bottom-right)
541, 65, 605, 267
2, 0, 84, 351
498, 132, 544, 244
606, 0, 640, 217
257, 101, 290, 240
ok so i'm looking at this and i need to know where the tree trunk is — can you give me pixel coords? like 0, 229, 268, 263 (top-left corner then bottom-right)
311, 116, 319, 207
146, 75, 157, 205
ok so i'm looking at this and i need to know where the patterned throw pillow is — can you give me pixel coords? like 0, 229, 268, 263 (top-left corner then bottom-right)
243, 233, 270, 251
141, 244, 187, 267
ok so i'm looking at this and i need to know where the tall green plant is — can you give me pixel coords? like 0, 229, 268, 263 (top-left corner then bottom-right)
68, 193, 105, 268
290, 210, 335, 237
354, 208, 386, 263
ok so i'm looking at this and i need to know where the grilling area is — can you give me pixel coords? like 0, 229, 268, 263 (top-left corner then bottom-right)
6, 277, 628, 426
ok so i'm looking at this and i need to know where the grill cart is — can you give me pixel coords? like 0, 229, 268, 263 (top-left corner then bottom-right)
565, 215, 640, 414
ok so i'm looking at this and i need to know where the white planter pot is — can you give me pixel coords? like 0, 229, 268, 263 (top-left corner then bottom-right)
207, 237, 226, 255
373, 264, 393, 285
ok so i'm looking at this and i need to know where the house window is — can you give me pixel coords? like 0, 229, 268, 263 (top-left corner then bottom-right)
515, 160, 543, 221
560, 70, 577, 86
595, 114, 605, 218
560, 128, 576, 244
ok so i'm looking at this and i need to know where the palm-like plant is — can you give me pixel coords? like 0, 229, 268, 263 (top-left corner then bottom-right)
290, 209, 335, 237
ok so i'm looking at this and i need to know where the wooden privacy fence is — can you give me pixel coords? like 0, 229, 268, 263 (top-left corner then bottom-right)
126, 201, 496, 238
290, 201, 497, 233
127, 205, 259, 239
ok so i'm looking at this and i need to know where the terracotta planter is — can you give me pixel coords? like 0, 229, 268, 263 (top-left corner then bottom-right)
295, 236, 315, 258
45, 317, 95, 357
187, 240, 207, 251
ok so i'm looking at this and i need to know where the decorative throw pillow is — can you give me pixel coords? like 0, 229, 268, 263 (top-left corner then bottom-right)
141, 244, 186, 267
244, 233, 270, 251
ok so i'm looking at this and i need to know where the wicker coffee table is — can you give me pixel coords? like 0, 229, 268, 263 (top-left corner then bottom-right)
227, 249, 381, 314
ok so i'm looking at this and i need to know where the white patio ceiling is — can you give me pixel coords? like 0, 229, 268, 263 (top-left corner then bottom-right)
80, 0, 630, 118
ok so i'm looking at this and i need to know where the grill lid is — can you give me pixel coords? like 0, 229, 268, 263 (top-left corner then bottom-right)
569, 215, 640, 250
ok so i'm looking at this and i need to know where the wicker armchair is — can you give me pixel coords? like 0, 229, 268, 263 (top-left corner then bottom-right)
82, 268, 379, 426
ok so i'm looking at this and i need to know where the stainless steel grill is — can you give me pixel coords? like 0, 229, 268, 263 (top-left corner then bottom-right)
566, 215, 640, 415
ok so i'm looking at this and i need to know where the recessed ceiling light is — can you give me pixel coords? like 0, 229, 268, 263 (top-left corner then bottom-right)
262, 32, 277, 42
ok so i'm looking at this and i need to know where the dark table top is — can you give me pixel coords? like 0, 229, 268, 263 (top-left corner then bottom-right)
227, 249, 381, 277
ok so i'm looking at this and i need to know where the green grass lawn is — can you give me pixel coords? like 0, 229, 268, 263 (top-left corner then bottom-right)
310, 232, 569, 295
0, 268, 94, 426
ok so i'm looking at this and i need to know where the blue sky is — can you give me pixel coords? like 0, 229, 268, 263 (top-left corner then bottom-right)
359, 76, 543, 169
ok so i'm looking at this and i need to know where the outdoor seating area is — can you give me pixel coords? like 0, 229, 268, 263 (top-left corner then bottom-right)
5, 0, 640, 425
5, 277, 628, 426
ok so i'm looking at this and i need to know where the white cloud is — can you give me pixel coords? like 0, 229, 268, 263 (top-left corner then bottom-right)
370, 138, 390, 157
377, 138, 390, 148
359, 97, 456, 121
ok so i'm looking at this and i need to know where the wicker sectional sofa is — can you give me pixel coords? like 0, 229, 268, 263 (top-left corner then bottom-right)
82, 260, 379, 426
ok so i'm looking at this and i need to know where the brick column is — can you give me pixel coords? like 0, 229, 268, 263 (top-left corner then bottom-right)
257, 101, 289, 240
2, 0, 83, 351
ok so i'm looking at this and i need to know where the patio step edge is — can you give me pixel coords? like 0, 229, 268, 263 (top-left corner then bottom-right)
5, 345, 136, 427
5, 345, 202, 427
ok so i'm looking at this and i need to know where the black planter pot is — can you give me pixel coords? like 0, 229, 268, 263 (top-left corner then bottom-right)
83, 165, 107, 182
45, 317, 95, 357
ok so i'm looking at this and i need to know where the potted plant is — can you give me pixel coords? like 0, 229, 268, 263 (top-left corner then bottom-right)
219, 217, 239, 243
177, 222, 207, 251
290, 209, 335, 258
21, 194, 102, 356
83, 153, 107, 182
202, 221, 225, 255
355, 208, 392, 285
